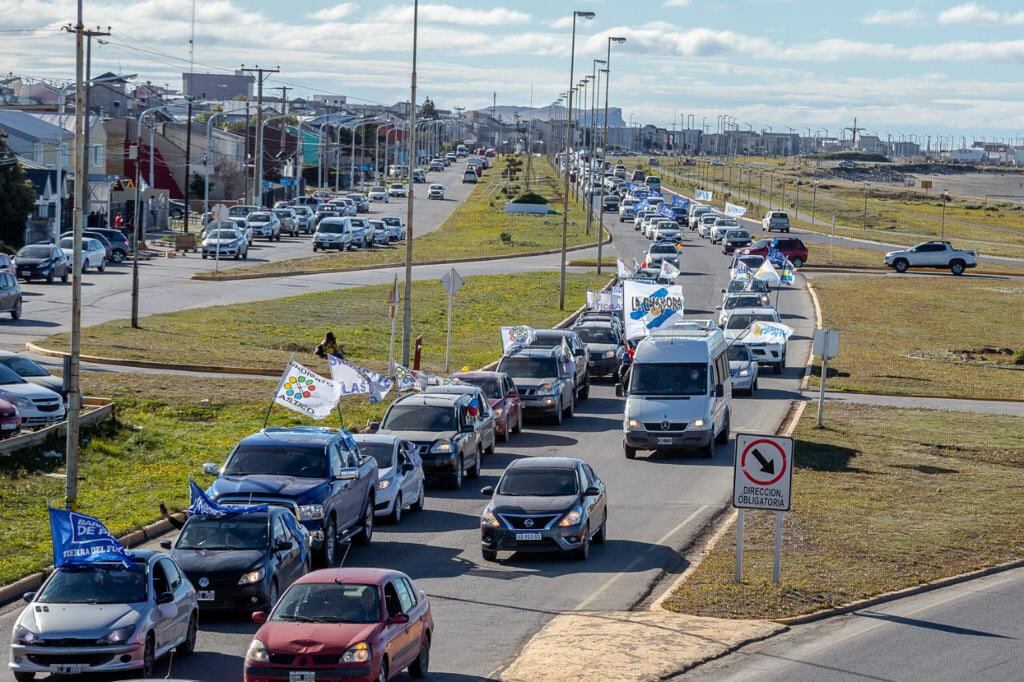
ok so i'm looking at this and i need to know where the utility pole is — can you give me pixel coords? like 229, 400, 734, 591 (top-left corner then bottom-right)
240, 65, 279, 207
182, 95, 200, 233
80, 26, 109, 226
401, 0, 419, 365
844, 117, 865, 150
273, 86, 290, 150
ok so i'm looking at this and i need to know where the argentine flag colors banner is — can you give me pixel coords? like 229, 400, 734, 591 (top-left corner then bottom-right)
623, 280, 685, 341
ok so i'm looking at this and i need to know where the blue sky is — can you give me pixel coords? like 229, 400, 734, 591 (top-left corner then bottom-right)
3, 0, 1024, 140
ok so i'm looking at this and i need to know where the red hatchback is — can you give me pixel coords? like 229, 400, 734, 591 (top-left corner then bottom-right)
740, 237, 809, 268
244, 568, 432, 682
450, 370, 523, 442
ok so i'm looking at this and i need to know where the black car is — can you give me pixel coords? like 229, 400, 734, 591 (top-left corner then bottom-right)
65, 228, 130, 263
722, 229, 753, 255
480, 457, 607, 562
0, 272, 22, 320
573, 321, 625, 378
164, 507, 311, 612
14, 245, 69, 284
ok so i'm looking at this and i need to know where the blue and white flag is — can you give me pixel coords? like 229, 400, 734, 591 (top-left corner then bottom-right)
746, 321, 794, 344
616, 258, 632, 279
725, 202, 747, 218
671, 195, 689, 209
659, 259, 681, 280
559, 338, 576, 379
731, 264, 752, 281
328, 355, 393, 404
48, 507, 134, 569
767, 247, 787, 267
395, 363, 428, 392
188, 477, 268, 518
695, 189, 713, 202
501, 326, 536, 354
780, 260, 795, 285
586, 289, 624, 312
622, 279, 685, 341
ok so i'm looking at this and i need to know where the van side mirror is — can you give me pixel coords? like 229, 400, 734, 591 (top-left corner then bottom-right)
251, 611, 267, 625
481, 485, 494, 496
160, 540, 172, 550
615, 383, 625, 397
202, 462, 220, 476
715, 384, 725, 398
368, 422, 381, 433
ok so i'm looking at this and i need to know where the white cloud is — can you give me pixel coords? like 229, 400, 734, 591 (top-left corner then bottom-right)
862, 9, 923, 25
549, 16, 574, 30
662, 0, 692, 6
308, 3, 359, 22
371, 3, 530, 26
938, 3, 1024, 25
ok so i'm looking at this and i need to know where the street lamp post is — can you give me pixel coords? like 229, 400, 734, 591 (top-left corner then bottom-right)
401, 0, 419, 365
132, 104, 174, 329
559, 9, 595, 311
863, 183, 869, 230
941, 189, 949, 239
596, 37, 625, 274
203, 110, 228, 220
811, 180, 818, 225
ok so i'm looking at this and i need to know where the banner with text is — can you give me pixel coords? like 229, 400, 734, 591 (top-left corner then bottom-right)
623, 280, 685, 341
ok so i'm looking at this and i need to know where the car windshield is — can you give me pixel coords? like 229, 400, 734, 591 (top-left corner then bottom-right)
728, 230, 750, 240
318, 223, 345, 234
176, 516, 269, 550
0, 363, 26, 385
382, 405, 457, 431
458, 377, 501, 399
575, 327, 617, 345
1, 356, 48, 377
749, 240, 771, 250
630, 362, 708, 396
272, 582, 380, 624
497, 469, 579, 496
746, 280, 769, 292
58, 238, 74, 249
223, 445, 327, 478
716, 220, 738, 228
382, 218, 401, 226
17, 246, 52, 259
725, 295, 765, 309
38, 565, 147, 604
728, 345, 752, 362
499, 356, 558, 379
651, 244, 676, 254
358, 442, 395, 469
273, 211, 290, 218
249, 213, 271, 222
735, 256, 765, 269
207, 230, 239, 240
727, 313, 777, 330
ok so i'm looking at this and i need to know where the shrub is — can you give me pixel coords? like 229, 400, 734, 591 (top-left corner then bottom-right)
511, 191, 548, 205
499, 232, 512, 244
1014, 350, 1024, 366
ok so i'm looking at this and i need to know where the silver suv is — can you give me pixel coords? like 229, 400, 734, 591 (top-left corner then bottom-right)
762, 211, 791, 233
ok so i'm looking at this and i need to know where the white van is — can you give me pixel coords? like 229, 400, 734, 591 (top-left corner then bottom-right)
617, 321, 732, 459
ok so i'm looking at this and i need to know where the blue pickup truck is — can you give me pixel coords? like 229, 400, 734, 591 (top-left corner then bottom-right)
203, 426, 378, 567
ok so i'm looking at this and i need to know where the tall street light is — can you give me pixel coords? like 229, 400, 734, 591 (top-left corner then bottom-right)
401, 0, 419, 365
596, 36, 626, 275
559, 9, 595, 310
940, 189, 949, 239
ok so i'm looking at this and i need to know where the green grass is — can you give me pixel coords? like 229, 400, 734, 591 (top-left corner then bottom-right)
807, 274, 1024, 400
199, 157, 606, 280
663, 402, 1024, 620
44, 271, 610, 373
806, 242, 1024, 276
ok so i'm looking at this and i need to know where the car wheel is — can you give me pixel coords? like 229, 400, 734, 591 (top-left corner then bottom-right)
513, 413, 523, 434
11, 299, 21, 320
111, 249, 126, 263
624, 444, 636, 460
894, 258, 909, 273
792, 257, 804, 268
574, 526, 591, 560
716, 411, 730, 445
502, 424, 511, 443
98, 259, 106, 272
234, 252, 240, 260
12, 672, 34, 681
411, 483, 425, 512
700, 439, 715, 459
482, 548, 498, 562
409, 633, 430, 679
177, 611, 198, 655
388, 493, 402, 524
580, 377, 590, 400
595, 513, 607, 544
565, 395, 574, 418
450, 457, 463, 490
552, 400, 563, 425
774, 360, 783, 375
312, 245, 319, 252
61, 269, 68, 283
752, 377, 759, 394
486, 435, 495, 455
467, 448, 482, 479
202, 254, 208, 259
319, 516, 337, 567
376, 659, 388, 682
46, 271, 54, 284
950, 260, 965, 276
243, 249, 248, 260
354, 497, 374, 545
142, 633, 156, 678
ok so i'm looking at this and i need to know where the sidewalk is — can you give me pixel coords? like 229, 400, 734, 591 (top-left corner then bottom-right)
803, 389, 1024, 417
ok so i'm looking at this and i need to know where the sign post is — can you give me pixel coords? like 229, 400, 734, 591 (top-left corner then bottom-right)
211, 203, 230, 273
386, 275, 400, 380
440, 267, 464, 372
812, 329, 840, 428
732, 433, 794, 585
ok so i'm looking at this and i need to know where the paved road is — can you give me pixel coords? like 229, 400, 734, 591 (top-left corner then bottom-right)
0, 188, 815, 681
0, 161, 472, 351
683, 566, 1024, 682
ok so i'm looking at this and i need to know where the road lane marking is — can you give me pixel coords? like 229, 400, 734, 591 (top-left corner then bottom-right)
573, 505, 708, 612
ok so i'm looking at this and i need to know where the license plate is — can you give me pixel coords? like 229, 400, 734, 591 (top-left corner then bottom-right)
515, 532, 542, 541
657, 437, 674, 445
52, 664, 83, 674
197, 590, 215, 601
290, 673, 315, 682
1, 423, 15, 430
588, 361, 596, 366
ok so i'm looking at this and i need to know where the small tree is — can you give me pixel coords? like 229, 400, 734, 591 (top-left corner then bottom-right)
0, 133, 36, 247
189, 172, 206, 197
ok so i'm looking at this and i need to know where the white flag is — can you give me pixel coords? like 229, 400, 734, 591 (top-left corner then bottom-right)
754, 259, 782, 285
616, 258, 631, 279
747, 321, 794, 343
695, 189, 713, 202
659, 259, 681, 280
327, 355, 393, 404
500, 326, 536, 353
725, 202, 747, 217
274, 360, 341, 420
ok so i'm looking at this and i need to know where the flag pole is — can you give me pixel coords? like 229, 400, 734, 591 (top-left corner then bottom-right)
387, 274, 399, 381
264, 353, 295, 429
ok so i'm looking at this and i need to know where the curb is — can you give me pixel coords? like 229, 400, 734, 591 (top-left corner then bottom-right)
800, 276, 823, 391
190, 232, 613, 282
26, 343, 282, 377
775, 558, 1024, 626
0, 513, 186, 607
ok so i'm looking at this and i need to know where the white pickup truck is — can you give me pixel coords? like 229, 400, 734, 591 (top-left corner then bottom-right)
883, 241, 977, 275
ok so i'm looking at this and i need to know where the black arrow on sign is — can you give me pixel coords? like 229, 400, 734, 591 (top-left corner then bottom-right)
751, 448, 775, 475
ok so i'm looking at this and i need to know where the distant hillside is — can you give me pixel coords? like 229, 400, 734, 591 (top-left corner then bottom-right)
476, 104, 625, 128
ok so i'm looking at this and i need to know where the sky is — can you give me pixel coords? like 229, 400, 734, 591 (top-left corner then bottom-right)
3, 0, 1024, 141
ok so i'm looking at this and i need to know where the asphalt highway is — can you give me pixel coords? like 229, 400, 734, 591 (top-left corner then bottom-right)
0, 184, 816, 681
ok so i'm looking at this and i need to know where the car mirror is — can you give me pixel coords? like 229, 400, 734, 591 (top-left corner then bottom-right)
275, 540, 294, 552
721, 288, 726, 293
401, 462, 415, 474
202, 462, 220, 476
480, 485, 494, 496
715, 383, 725, 398
160, 540, 172, 550
336, 468, 359, 481
157, 591, 175, 605
584, 486, 601, 497
388, 613, 410, 625
22, 592, 35, 603
368, 421, 381, 433
615, 383, 625, 398
714, 305, 721, 310
251, 611, 267, 625
507, 390, 519, 399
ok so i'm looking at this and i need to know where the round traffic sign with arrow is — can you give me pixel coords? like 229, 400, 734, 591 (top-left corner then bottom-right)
732, 433, 793, 511
739, 438, 787, 486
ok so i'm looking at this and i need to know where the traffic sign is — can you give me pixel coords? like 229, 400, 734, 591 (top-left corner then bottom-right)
812, 328, 839, 359
211, 203, 230, 222
732, 433, 793, 511
440, 267, 464, 296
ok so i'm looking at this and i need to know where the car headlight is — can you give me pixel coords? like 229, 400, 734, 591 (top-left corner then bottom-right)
738, 369, 749, 377
298, 504, 324, 521
481, 511, 500, 528
627, 418, 641, 430
430, 440, 452, 454
5, 395, 32, 410
246, 639, 270, 663
340, 641, 371, 664
537, 383, 555, 395
14, 624, 40, 645
493, 406, 504, 417
603, 350, 616, 359
238, 567, 266, 585
378, 479, 391, 490
691, 418, 706, 429
558, 507, 583, 527
98, 624, 136, 644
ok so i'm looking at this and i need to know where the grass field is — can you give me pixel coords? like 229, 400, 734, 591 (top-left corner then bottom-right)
200, 157, 605, 280
663, 402, 1024, 620
807, 274, 1024, 400
804, 242, 1024, 276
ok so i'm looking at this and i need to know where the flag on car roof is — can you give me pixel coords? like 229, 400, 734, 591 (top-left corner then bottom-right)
767, 247, 787, 267
754, 259, 782, 285
659, 259, 681, 280
500, 326, 536, 354
188, 477, 268, 518
48, 507, 134, 569
616, 258, 631, 279
746, 321, 794, 344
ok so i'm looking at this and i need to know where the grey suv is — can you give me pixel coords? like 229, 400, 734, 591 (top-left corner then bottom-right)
527, 329, 591, 400
375, 393, 485, 490
497, 347, 577, 425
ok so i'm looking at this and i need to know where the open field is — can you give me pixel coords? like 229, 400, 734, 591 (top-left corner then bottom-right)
663, 402, 1024, 620
199, 157, 605, 279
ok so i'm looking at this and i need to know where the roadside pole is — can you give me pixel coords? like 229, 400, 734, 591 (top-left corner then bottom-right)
813, 329, 839, 428
387, 275, 399, 379
734, 509, 744, 583
440, 268, 463, 373
732, 433, 794, 584
830, 216, 836, 264
773, 512, 784, 584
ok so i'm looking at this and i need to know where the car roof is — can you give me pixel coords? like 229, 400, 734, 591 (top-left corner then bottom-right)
424, 385, 482, 396
451, 370, 504, 380
297, 567, 405, 585
508, 456, 580, 471
504, 346, 558, 359
239, 426, 348, 447
728, 307, 778, 315
352, 433, 404, 446
392, 392, 467, 407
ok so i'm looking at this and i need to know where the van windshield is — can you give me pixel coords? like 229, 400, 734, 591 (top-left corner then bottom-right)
630, 362, 707, 396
